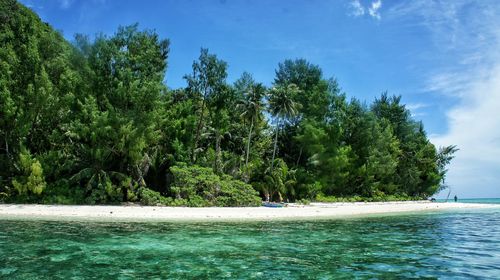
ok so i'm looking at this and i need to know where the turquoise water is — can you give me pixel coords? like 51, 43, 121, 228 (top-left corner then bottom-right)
445, 198, 500, 204
1, 208, 500, 279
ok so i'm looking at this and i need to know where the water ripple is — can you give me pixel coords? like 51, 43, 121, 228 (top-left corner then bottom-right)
0, 209, 499, 279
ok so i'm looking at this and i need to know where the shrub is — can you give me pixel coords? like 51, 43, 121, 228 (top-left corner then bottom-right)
11, 149, 46, 197
0, 191, 7, 203
170, 164, 261, 207
296, 198, 311, 205
41, 180, 86, 205
138, 187, 172, 206
315, 192, 422, 203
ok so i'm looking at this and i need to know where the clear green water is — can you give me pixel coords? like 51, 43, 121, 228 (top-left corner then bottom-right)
437, 198, 500, 204
1, 208, 500, 279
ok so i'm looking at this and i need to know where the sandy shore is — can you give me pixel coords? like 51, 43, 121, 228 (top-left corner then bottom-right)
0, 201, 498, 222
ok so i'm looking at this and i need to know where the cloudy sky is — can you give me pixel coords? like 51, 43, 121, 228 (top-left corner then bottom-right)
20, 0, 500, 198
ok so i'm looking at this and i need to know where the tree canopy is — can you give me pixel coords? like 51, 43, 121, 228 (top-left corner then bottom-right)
0, 1, 456, 205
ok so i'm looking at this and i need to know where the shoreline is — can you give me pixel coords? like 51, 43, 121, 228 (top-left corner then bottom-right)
1, 201, 498, 222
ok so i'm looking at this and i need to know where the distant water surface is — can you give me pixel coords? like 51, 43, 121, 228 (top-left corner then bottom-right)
438, 198, 500, 204
1, 207, 499, 279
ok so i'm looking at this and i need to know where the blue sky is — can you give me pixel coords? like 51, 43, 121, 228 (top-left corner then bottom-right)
21, 0, 500, 198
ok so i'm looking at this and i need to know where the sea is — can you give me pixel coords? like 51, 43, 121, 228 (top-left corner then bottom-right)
1, 199, 499, 279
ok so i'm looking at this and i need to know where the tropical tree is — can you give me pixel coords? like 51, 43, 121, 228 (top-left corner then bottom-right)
1, 1, 460, 204
264, 158, 296, 202
268, 84, 300, 170
237, 83, 266, 175
184, 48, 228, 163
208, 84, 234, 174
437, 145, 459, 183
66, 24, 168, 202
274, 58, 330, 121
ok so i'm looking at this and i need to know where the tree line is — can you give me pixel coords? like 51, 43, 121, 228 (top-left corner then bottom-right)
0, 1, 457, 206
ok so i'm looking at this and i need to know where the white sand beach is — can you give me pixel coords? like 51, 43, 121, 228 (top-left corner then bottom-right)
0, 201, 498, 222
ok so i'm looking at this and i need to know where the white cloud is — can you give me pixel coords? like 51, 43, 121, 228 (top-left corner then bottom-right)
388, 0, 500, 198
348, 0, 382, 20
349, 0, 365, 17
368, 0, 382, 20
406, 102, 430, 117
406, 103, 429, 111
431, 64, 500, 198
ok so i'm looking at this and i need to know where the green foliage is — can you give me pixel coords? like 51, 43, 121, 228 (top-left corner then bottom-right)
0, 192, 8, 202
268, 84, 300, 173
184, 48, 228, 166
236, 80, 266, 180
295, 198, 311, 205
268, 84, 300, 121
263, 158, 296, 201
0, 2, 457, 206
274, 59, 329, 121
170, 164, 261, 207
41, 180, 86, 205
315, 193, 419, 203
301, 181, 323, 200
11, 149, 46, 197
138, 187, 173, 206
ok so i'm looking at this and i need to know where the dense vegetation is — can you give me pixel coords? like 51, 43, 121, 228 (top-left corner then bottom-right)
0, 1, 457, 206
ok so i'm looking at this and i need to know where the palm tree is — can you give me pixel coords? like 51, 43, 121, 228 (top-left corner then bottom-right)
237, 84, 265, 176
268, 83, 300, 171
265, 158, 297, 202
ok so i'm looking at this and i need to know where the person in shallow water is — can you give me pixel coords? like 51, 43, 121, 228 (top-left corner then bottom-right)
454, 195, 458, 202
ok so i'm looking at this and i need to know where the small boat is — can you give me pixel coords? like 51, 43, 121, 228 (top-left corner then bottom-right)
262, 202, 285, 208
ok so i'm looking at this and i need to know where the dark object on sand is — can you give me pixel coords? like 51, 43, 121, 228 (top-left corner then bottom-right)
262, 202, 285, 208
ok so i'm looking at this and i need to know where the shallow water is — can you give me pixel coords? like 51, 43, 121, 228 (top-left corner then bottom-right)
1, 208, 499, 279
439, 198, 500, 204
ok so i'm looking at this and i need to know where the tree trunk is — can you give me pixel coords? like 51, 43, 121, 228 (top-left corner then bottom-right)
214, 129, 222, 174
296, 146, 303, 167
192, 95, 207, 163
4, 136, 9, 158
271, 119, 280, 171
245, 117, 254, 170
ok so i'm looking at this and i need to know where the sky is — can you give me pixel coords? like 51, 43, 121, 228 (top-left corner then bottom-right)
20, 0, 500, 198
